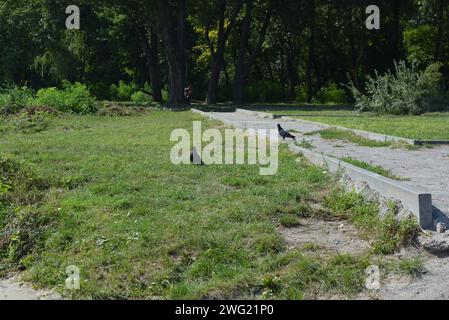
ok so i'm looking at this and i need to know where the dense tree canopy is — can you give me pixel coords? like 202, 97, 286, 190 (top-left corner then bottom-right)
0, 0, 448, 106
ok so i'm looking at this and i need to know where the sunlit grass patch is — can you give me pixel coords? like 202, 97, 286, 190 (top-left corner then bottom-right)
0, 111, 421, 299
341, 157, 408, 181
324, 190, 418, 254
309, 128, 391, 147
296, 114, 449, 140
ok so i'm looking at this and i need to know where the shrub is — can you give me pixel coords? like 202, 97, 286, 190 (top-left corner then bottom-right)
315, 82, 347, 104
34, 87, 65, 110
34, 82, 96, 114
348, 61, 446, 115
62, 82, 97, 114
110, 81, 137, 101
131, 91, 153, 104
0, 85, 34, 114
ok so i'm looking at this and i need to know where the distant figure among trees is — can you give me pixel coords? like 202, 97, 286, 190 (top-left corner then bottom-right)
184, 85, 193, 105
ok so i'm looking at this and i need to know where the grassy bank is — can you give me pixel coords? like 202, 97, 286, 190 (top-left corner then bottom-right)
0, 110, 419, 299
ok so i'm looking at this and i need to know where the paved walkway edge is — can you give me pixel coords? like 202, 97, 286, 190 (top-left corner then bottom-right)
231, 109, 449, 146
192, 108, 434, 229
289, 145, 433, 229
281, 115, 416, 144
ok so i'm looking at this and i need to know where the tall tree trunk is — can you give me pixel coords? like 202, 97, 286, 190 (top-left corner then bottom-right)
139, 28, 163, 102
206, 58, 224, 104
348, 8, 358, 85
435, 0, 444, 61
265, 57, 275, 82
286, 42, 299, 100
149, 31, 163, 102
392, 1, 402, 60
205, 1, 241, 104
177, 0, 187, 89
155, 0, 186, 107
306, 0, 316, 103
233, 1, 271, 105
233, 1, 253, 105
223, 61, 230, 85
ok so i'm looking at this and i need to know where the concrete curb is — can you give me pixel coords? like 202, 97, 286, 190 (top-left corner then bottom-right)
192, 108, 434, 229
289, 145, 433, 229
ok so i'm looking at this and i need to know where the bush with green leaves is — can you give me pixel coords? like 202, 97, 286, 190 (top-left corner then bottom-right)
34, 87, 64, 110
131, 91, 153, 104
162, 89, 170, 102
0, 85, 34, 114
348, 61, 447, 115
315, 82, 347, 104
34, 82, 96, 114
110, 81, 137, 101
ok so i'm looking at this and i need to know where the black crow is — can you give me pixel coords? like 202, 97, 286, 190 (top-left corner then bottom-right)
277, 124, 296, 141
190, 148, 204, 165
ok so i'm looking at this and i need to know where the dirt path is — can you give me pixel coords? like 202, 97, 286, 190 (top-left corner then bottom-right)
202, 110, 449, 300
374, 253, 449, 300
0, 275, 61, 300
281, 218, 449, 300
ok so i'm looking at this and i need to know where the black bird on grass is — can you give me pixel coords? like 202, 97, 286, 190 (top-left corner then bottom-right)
190, 148, 204, 165
277, 124, 296, 141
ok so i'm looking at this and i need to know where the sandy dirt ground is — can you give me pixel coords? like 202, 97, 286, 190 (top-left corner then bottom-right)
280, 216, 449, 300
0, 275, 61, 300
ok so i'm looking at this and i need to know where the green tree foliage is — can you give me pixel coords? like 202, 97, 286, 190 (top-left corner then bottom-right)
0, 0, 449, 105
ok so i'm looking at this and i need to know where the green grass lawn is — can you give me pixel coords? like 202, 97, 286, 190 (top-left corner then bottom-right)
341, 157, 408, 181
305, 128, 392, 148
0, 110, 419, 299
293, 114, 449, 140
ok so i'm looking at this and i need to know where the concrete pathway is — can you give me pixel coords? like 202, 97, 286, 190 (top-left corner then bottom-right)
202, 110, 449, 300
205, 111, 449, 225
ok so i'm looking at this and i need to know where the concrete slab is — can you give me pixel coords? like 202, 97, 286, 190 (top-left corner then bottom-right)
289, 145, 433, 229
